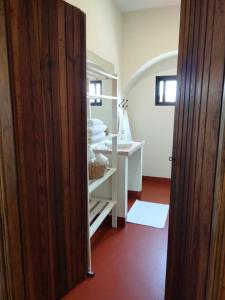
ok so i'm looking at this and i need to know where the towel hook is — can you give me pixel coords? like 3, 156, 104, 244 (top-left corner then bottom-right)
119, 99, 128, 110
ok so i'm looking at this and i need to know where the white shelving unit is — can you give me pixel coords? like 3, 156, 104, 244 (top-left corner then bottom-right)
89, 198, 117, 238
89, 167, 117, 194
87, 93, 118, 101
87, 63, 118, 276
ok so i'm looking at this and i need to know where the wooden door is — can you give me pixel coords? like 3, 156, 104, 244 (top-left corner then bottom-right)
206, 85, 225, 300
0, 0, 25, 298
215, 130, 225, 300
166, 0, 225, 299
0, 0, 87, 299
223, 271, 225, 299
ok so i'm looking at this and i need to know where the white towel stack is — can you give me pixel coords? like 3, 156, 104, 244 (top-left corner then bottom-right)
88, 119, 107, 144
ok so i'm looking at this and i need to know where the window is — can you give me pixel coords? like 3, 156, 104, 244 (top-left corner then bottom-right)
155, 76, 177, 106
89, 80, 102, 106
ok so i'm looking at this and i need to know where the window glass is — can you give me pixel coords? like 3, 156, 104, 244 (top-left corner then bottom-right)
89, 80, 102, 106
96, 83, 101, 95
165, 80, 177, 103
89, 83, 95, 94
159, 81, 164, 103
155, 76, 177, 106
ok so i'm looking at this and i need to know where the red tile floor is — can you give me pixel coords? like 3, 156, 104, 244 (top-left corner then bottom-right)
63, 177, 170, 300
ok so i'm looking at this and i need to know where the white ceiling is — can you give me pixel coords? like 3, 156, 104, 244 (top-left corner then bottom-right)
114, 0, 180, 12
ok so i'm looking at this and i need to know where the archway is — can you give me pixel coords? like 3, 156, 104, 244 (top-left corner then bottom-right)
124, 50, 178, 96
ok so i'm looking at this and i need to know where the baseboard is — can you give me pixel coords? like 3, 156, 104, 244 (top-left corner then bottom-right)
128, 176, 171, 198
142, 176, 171, 184
128, 190, 142, 199
114, 216, 126, 228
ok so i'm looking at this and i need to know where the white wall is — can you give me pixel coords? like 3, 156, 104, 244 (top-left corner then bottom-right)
123, 6, 180, 178
122, 6, 180, 88
128, 58, 177, 178
64, 0, 123, 83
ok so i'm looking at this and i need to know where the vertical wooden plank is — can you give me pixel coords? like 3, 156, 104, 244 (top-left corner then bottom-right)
223, 264, 225, 295
6, 0, 54, 297
166, 0, 225, 298
207, 74, 225, 299
0, 0, 25, 299
222, 288, 225, 300
29, 0, 58, 298
37, 0, 58, 298
47, 0, 68, 296
68, 6, 88, 285
5, 1, 44, 297
165, 0, 190, 295
0, 128, 12, 300
223, 268, 225, 291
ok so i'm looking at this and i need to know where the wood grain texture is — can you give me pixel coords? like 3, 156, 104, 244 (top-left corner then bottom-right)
222, 288, 225, 300
207, 69, 225, 299
0, 0, 25, 299
224, 269, 225, 288
1, 0, 87, 299
166, 0, 225, 299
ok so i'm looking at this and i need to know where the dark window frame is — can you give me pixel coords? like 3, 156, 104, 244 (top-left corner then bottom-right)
90, 80, 102, 106
155, 75, 177, 106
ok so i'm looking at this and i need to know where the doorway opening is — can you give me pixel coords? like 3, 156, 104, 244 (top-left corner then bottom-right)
64, 1, 180, 300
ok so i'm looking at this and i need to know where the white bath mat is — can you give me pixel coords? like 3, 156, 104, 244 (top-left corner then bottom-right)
127, 200, 169, 229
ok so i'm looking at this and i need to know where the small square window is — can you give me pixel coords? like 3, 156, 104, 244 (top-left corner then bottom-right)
89, 80, 102, 106
155, 76, 177, 106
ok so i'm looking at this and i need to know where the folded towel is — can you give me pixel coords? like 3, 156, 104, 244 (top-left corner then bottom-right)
88, 118, 103, 127
95, 153, 109, 166
88, 132, 106, 144
87, 125, 107, 137
88, 146, 96, 163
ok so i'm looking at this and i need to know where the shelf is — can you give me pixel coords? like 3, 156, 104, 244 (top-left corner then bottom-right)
87, 70, 109, 81
92, 140, 145, 156
87, 61, 118, 275
88, 133, 117, 147
87, 93, 118, 101
88, 168, 116, 194
89, 198, 117, 238
87, 65, 118, 80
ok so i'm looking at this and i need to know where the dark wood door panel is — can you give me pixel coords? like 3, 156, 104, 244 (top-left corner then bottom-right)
0, 0, 25, 298
224, 268, 225, 288
222, 288, 225, 300
206, 91, 225, 300
1, 0, 87, 299
166, 0, 225, 299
